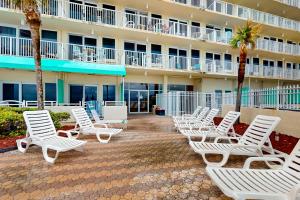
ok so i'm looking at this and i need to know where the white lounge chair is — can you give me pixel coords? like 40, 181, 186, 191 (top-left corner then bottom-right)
206, 140, 300, 200
182, 111, 240, 142
190, 115, 281, 167
90, 109, 127, 129
72, 108, 123, 144
177, 108, 219, 131
172, 106, 202, 122
175, 107, 210, 128
16, 110, 87, 164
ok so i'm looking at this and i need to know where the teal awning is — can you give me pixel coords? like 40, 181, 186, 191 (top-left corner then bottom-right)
0, 55, 126, 76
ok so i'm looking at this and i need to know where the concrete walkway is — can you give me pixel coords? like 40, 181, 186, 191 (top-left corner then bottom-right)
0, 115, 249, 200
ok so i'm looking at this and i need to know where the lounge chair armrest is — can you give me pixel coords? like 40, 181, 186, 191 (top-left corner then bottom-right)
288, 184, 300, 200
94, 123, 108, 128
243, 156, 285, 169
57, 130, 78, 139
214, 136, 240, 143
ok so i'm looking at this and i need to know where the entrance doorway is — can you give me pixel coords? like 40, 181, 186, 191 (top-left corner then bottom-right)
129, 90, 149, 113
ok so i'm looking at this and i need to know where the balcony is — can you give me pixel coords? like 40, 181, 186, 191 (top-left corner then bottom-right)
275, 0, 300, 8
256, 38, 300, 56
0, 35, 298, 79
170, 0, 300, 32
204, 59, 236, 75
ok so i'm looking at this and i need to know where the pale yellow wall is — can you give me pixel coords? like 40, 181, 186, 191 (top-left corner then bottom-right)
200, 77, 235, 93
223, 105, 300, 138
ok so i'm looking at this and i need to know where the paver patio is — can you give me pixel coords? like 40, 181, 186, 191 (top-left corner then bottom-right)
0, 115, 261, 200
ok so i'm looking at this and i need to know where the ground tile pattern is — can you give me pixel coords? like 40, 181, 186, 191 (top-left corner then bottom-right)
0, 115, 259, 200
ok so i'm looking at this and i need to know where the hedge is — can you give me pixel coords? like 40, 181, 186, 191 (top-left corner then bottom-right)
0, 107, 70, 137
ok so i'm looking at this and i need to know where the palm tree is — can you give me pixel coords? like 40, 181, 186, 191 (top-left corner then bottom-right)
13, 0, 44, 109
230, 20, 261, 116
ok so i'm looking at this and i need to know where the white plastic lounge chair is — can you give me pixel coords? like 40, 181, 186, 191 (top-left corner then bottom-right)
190, 115, 281, 167
206, 140, 300, 200
182, 111, 240, 142
177, 108, 219, 131
72, 108, 123, 144
175, 107, 210, 128
172, 106, 202, 122
90, 109, 127, 128
16, 110, 87, 164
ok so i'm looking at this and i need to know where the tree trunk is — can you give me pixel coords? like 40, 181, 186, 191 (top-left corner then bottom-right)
235, 50, 247, 123
25, 9, 43, 110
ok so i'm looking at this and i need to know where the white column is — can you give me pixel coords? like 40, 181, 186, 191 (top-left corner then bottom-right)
163, 75, 168, 93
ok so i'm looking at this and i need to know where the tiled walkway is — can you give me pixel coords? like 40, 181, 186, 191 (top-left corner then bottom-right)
0, 115, 251, 200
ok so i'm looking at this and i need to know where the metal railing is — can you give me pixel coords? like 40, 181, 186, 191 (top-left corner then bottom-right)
1, 35, 299, 79
275, 0, 300, 8
256, 38, 300, 56
1, 0, 299, 52
223, 85, 300, 111
156, 91, 222, 116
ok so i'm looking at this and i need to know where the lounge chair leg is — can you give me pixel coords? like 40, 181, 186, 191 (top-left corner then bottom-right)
42, 147, 59, 164
16, 138, 31, 153
202, 153, 229, 167
96, 133, 112, 144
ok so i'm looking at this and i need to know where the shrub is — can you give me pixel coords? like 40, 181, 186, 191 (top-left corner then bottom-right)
0, 107, 70, 137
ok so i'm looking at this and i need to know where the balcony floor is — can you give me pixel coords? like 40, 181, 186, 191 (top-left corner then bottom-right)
0, 115, 266, 200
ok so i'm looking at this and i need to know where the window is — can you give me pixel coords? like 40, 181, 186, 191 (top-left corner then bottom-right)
22, 84, 37, 101
103, 85, 116, 101
19, 29, 31, 38
2, 83, 19, 101
70, 85, 83, 103
85, 86, 97, 101
102, 38, 115, 48
42, 30, 57, 41
0, 26, 16, 36
45, 83, 56, 101
168, 84, 193, 91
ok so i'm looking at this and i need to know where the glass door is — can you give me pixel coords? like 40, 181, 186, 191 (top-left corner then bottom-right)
129, 90, 149, 113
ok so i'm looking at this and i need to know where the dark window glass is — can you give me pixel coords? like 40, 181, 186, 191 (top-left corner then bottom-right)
124, 42, 135, 51
263, 60, 269, 66
151, 14, 161, 19
186, 85, 194, 91
224, 54, 232, 61
137, 44, 146, 52
84, 37, 97, 46
206, 53, 213, 59
3, 83, 19, 101
277, 61, 283, 68
19, 29, 31, 38
0, 26, 16, 36
151, 44, 161, 54
192, 22, 200, 27
70, 85, 83, 103
169, 48, 177, 55
168, 84, 186, 91
129, 83, 148, 90
103, 4, 115, 10
103, 38, 115, 48
149, 84, 162, 90
42, 30, 57, 41
69, 35, 82, 45
287, 63, 292, 68
179, 50, 187, 57
103, 85, 116, 101
85, 86, 97, 101
45, 83, 56, 101
191, 50, 200, 58
253, 58, 259, 65
214, 54, 221, 60
22, 84, 37, 101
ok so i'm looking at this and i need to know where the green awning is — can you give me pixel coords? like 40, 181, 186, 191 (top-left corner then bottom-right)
0, 55, 126, 76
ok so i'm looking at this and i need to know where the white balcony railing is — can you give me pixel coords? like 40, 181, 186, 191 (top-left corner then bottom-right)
275, 0, 300, 8
0, 0, 299, 56
0, 35, 299, 79
256, 38, 300, 55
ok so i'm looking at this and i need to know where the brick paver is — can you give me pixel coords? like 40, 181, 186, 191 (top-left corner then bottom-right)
0, 115, 253, 200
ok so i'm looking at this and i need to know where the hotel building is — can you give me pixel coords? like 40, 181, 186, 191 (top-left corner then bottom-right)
0, 0, 299, 113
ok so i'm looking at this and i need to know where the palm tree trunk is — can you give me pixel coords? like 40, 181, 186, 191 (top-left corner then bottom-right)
235, 51, 247, 122
31, 25, 44, 110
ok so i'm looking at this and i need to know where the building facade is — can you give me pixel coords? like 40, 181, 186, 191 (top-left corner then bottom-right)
0, 0, 299, 113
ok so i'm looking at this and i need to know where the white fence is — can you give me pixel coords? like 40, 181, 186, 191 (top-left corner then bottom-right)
156, 91, 222, 116
223, 85, 300, 111
156, 85, 300, 116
